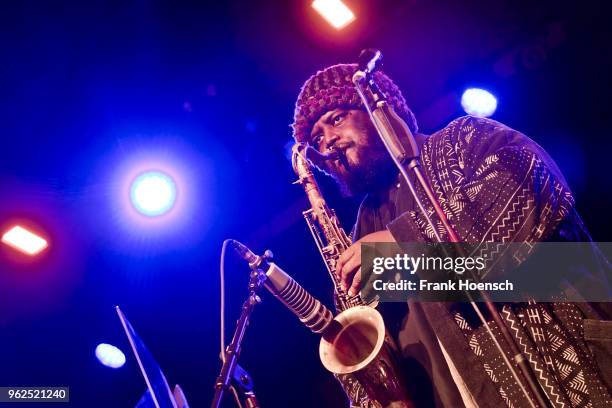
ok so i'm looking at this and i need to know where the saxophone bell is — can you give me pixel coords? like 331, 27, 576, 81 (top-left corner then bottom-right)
320, 306, 412, 408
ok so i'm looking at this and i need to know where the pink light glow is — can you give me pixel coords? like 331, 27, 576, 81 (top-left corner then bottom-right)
312, 0, 355, 29
2, 225, 48, 256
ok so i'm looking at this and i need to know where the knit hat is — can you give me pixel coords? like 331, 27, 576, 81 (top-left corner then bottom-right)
291, 63, 417, 144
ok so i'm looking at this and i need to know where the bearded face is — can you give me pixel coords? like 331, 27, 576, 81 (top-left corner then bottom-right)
309, 109, 397, 197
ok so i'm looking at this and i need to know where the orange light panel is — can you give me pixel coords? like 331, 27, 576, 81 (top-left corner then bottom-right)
312, 0, 355, 29
1, 225, 48, 256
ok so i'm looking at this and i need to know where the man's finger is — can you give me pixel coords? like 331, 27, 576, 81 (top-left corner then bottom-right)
336, 246, 356, 279
340, 255, 360, 286
337, 247, 352, 265
336, 244, 357, 273
335, 247, 351, 279
334, 258, 344, 279
348, 268, 362, 297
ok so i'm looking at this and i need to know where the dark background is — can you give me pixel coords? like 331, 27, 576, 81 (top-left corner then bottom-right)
0, 1, 610, 407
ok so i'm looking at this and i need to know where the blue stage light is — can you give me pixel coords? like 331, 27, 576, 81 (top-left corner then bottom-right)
95, 343, 126, 369
461, 88, 498, 118
130, 171, 177, 217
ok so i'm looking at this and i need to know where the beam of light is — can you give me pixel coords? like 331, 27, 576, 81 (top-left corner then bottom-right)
312, 0, 355, 29
95, 343, 126, 369
461, 88, 498, 118
130, 171, 177, 217
1, 225, 48, 256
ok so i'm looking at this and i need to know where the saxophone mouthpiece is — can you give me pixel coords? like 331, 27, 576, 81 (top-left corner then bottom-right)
302, 146, 339, 174
305, 146, 339, 163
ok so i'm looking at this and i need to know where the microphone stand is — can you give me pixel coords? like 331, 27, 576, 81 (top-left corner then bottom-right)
231, 363, 260, 408
352, 49, 550, 408
211, 255, 269, 408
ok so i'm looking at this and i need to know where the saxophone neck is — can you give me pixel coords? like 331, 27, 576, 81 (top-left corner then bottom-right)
292, 143, 327, 207
291, 143, 313, 181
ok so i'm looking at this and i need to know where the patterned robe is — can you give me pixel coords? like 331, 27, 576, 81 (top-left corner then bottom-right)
341, 116, 611, 408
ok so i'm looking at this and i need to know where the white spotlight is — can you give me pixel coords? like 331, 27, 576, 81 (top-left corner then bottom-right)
130, 171, 177, 217
95, 343, 126, 369
312, 0, 355, 29
461, 88, 498, 118
1, 225, 48, 256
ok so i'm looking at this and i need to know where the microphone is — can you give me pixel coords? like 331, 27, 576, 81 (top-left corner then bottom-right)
358, 48, 383, 74
229, 239, 259, 265
229, 240, 333, 334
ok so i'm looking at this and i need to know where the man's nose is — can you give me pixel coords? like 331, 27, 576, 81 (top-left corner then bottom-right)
321, 128, 340, 152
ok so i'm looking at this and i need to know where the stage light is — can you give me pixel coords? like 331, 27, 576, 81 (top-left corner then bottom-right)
312, 0, 355, 29
461, 88, 498, 118
1, 225, 48, 256
95, 343, 126, 369
130, 171, 177, 217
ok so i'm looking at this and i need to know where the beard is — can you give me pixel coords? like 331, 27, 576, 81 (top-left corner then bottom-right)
333, 142, 397, 197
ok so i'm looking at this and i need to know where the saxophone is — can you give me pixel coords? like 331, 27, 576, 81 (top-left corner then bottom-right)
291, 143, 414, 408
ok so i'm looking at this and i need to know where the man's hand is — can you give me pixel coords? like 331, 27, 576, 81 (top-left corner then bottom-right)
335, 229, 396, 297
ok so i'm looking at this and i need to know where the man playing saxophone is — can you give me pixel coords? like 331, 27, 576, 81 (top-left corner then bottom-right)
290, 63, 611, 407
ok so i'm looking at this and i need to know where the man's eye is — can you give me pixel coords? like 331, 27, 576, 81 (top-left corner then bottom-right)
313, 134, 323, 147
332, 112, 347, 125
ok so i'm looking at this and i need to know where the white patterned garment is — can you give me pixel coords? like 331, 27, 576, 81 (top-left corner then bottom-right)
349, 116, 611, 407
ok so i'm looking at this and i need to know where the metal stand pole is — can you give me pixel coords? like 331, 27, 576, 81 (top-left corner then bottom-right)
211, 267, 265, 408
231, 363, 260, 408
